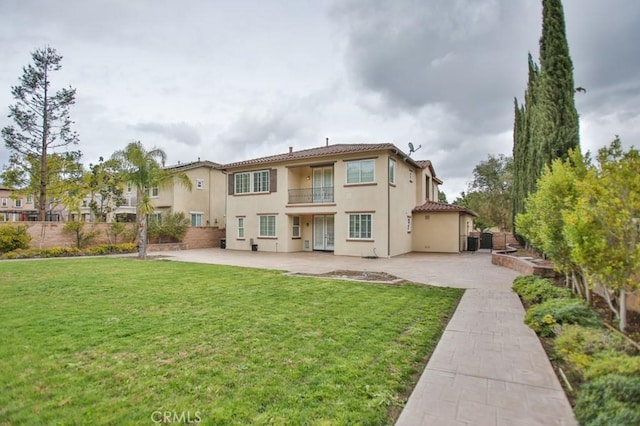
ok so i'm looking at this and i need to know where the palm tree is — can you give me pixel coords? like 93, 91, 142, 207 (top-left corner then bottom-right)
111, 141, 192, 258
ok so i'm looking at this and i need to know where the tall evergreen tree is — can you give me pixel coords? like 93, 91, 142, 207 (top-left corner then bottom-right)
1, 46, 80, 221
512, 0, 579, 233
537, 0, 580, 164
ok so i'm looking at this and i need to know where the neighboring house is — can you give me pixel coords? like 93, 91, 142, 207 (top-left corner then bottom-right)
151, 160, 226, 227
0, 186, 37, 222
220, 143, 476, 257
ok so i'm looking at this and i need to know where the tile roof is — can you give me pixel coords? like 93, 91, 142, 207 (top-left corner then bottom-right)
220, 143, 423, 169
165, 160, 220, 171
413, 201, 478, 216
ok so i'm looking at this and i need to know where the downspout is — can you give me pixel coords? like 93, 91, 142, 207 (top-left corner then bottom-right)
221, 170, 227, 229
387, 154, 391, 258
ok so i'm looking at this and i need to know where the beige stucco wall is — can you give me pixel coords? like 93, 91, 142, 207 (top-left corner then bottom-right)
412, 212, 461, 253
153, 166, 226, 228
388, 156, 418, 256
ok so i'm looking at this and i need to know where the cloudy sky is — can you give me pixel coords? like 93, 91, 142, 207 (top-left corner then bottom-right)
1, 0, 639, 199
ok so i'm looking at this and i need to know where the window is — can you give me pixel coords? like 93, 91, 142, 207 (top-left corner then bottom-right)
237, 217, 245, 238
151, 212, 162, 223
409, 169, 414, 183
26, 195, 33, 204
14, 199, 22, 208
151, 186, 159, 197
235, 173, 250, 194
348, 214, 372, 239
1, 198, 7, 207
389, 159, 396, 184
196, 179, 204, 190
191, 212, 203, 227
292, 216, 300, 238
346, 159, 375, 184
259, 215, 276, 237
127, 185, 132, 193
407, 216, 412, 233
235, 170, 270, 194
253, 170, 270, 193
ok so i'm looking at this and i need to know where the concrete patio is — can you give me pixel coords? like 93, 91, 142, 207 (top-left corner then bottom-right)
158, 248, 577, 425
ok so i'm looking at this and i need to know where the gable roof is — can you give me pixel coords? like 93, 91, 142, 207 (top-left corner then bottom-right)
220, 143, 423, 170
413, 201, 478, 217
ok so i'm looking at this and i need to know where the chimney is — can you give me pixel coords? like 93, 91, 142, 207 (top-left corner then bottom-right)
289, 146, 293, 155
326, 137, 329, 147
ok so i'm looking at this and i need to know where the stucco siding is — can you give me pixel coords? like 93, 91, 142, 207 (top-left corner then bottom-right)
412, 212, 461, 253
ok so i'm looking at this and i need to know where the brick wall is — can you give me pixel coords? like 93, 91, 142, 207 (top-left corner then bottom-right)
183, 227, 226, 249
491, 251, 559, 278
0, 222, 225, 250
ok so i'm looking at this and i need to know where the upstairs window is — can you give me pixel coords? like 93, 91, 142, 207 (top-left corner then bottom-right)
235, 170, 270, 194
196, 179, 204, 190
14, 199, 22, 208
151, 186, 159, 197
346, 159, 375, 184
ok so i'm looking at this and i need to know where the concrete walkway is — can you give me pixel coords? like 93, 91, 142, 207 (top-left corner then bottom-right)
158, 248, 577, 425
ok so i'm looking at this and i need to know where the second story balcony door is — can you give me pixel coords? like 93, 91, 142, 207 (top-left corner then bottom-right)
313, 167, 333, 203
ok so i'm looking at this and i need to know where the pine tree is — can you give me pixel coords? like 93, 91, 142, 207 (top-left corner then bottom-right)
1, 46, 80, 221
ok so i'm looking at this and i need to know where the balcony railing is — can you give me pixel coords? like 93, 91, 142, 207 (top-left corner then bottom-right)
288, 187, 334, 204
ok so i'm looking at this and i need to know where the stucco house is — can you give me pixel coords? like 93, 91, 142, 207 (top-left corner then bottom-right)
0, 186, 37, 222
219, 143, 476, 257
151, 160, 226, 227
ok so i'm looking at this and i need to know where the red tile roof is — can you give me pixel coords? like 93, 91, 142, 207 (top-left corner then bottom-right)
220, 143, 423, 169
413, 201, 478, 216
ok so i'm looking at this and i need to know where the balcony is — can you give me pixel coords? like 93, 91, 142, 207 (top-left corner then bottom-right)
288, 187, 334, 204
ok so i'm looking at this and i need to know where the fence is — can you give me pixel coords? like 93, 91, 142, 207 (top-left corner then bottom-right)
0, 222, 225, 250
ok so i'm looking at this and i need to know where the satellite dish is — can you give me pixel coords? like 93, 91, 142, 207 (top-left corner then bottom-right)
408, 142, 422, 156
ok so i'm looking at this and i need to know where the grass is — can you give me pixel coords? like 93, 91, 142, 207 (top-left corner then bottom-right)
0, 258, 462, 425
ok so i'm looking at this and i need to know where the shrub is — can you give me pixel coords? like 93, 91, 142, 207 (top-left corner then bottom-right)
0, 225, 31, 253
63, 221, 100, 249
524, 298, 601, 337
585, 354, 640, 380
85, 243, 137, 255
574, 374, 640, 425
148, 212, 190, 243
554, 324, 637, 370
512, 275, 572, 305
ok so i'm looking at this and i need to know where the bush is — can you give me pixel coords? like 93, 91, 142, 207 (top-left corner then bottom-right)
0, 225, 31, 253
524, 298, 601, 337
63, 221, 100, 249
574, 374, 640, 425
148, 212, 190, 243
512, 275, 572, 305
585, 354, 640, 380
85, 243, 137, 255
554, 324, 637, 370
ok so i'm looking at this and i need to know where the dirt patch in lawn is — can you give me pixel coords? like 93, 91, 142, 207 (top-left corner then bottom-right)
291, 270, 406, 285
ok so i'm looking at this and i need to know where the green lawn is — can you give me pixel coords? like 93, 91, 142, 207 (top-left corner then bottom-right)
0, 258, 462, 425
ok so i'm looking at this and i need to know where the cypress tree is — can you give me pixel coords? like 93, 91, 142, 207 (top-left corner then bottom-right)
537, 0, 580, 164
512, 0, 579, 234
